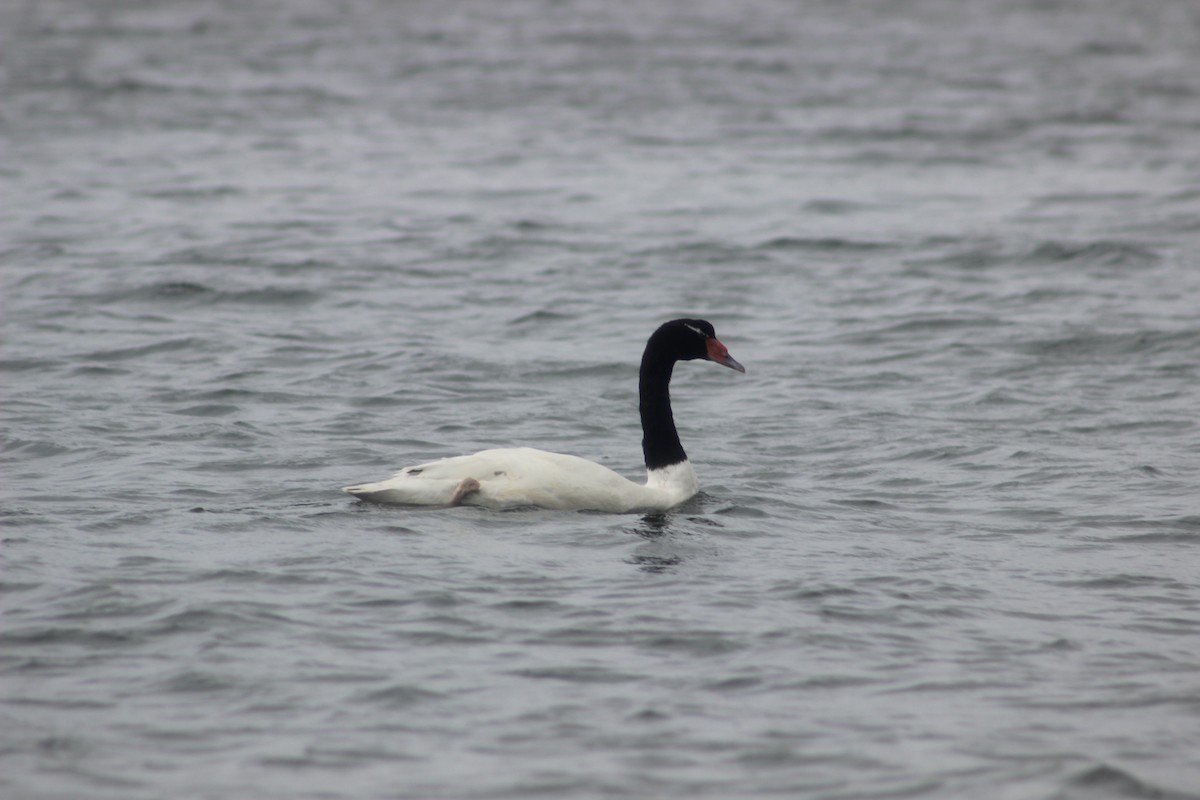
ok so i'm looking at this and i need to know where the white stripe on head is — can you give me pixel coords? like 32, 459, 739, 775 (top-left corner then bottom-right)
683, 323, 708, 339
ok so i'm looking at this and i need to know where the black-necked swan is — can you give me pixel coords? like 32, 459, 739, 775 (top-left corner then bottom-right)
342, 318, 744, 512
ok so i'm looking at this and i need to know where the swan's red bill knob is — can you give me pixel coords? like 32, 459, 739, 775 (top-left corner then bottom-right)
706, 337, 745, 373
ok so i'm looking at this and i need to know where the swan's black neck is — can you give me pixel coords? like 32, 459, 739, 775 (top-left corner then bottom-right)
639, 347, 687, 471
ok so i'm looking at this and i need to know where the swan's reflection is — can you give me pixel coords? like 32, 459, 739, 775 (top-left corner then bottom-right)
630, 512, 670, 539
624, 512, 681, 572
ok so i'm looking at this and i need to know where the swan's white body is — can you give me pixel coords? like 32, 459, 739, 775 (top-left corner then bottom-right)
343, 447, 698, 513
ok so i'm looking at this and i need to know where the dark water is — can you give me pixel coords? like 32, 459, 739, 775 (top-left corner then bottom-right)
4, 1, 1200, 798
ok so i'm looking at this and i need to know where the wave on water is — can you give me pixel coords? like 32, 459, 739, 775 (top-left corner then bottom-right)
70, 281, 326, 311
1054, 763, 1200, 800
909, 238, 1165, 272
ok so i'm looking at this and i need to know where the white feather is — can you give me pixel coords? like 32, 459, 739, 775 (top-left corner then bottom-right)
343, 447, 698, 512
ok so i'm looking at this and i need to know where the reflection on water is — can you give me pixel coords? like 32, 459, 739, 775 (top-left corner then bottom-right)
630, 512, 670, 539
625, 513, 682, 572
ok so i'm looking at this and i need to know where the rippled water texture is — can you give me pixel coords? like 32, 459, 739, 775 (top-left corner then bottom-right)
3, 0, 1200, 798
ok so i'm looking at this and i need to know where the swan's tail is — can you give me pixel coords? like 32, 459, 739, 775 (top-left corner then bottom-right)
343, 475, 480, 507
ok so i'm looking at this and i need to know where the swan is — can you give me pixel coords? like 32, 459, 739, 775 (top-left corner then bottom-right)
342, 318, 744, 512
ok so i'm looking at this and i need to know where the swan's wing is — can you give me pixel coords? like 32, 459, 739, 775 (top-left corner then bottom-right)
343, 448, 651, 510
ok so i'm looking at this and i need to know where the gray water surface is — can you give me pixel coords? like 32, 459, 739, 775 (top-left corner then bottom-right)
3, 1, 1200, 798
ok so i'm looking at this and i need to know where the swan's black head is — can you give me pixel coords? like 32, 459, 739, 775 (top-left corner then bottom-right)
650, 318, 745, 372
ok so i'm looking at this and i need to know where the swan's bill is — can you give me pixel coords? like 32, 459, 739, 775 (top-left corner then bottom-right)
706, 337, 745, 373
